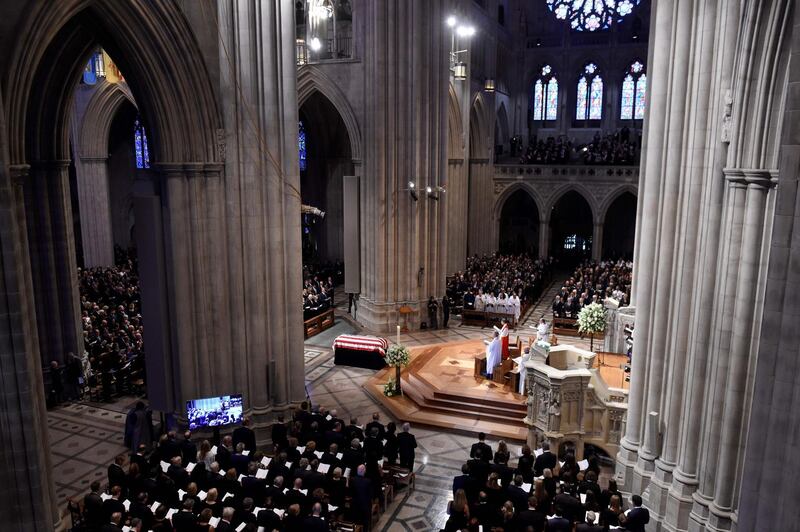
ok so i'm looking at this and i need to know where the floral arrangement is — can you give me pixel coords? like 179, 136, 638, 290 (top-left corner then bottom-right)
383, 378, 399, 397
385, 345, 411, 396
577, 302, 606, 351
385, 345, 411, 367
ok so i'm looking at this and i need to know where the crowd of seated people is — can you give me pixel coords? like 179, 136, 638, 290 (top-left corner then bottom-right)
552, 259, 633, 319
63, 247, 145, 404
448, 254, 553, 320
518, 129, 640, 166
445, 436, 649, 531
75, 405, 417, 532
302, 264, 338, 320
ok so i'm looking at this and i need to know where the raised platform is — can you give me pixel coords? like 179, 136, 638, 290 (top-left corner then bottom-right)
364, 340, 529, 441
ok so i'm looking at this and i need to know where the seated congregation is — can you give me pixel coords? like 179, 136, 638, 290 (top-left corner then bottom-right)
517, 129, 640, 166
445, 436, 649, 532
448, 254, 553, 326
552, 260, 633, 320
73, 405, 417, 532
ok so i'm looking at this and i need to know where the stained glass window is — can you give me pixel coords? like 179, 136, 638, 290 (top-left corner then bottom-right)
546, 0, 641, 32
134, 117, 150, 169
621, 61, 646, 120
576, 63, 602, 120
531, 65, 558, 121
299, 120, 307, 171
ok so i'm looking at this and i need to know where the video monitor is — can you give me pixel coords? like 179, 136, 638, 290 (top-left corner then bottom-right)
186, 394, 243, 429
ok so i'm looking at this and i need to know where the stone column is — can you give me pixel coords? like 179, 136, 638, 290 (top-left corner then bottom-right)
467, 159, 494, 256
357, 0, 450, 331
445, 158, 468, 273
707, 172, 771, 530
592, 220, 603, 261
21, 160, 83, 370
74, 157, 115, 267
538, 216, 549, 259
1, 141, 62, 530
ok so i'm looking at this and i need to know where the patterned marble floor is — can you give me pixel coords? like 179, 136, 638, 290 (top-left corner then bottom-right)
48, 275, 598, 530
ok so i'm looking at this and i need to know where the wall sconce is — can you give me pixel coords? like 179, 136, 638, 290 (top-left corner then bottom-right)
296, 39, 307, 66
454, 62, 467, 81
483, 78, 496, 93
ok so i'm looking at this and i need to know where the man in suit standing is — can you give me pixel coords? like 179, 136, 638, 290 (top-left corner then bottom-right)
442, 295, 451, 328
232, 417, 257, 451
517, 496, 546, 532
303, 502, 329, 532
547, 505, 572, 532
83, 480, 105, 530
214, 507, 236, 532
351, 465, 373, 530
365, 412, 385, 441
396, 422, 417, 470
107, 454, 127, 496
180, 430, 197, 466
452, 464, 472, 498
171, 498, 197, 532
102, 485, 126, 523
533, 442, 557, 476
470, 432, 493, 462
231, 443, 250, 475
271, 415, 289, 452
621, 494, 650, 532
101, 511, 124, 532
507, 475, 530, 513
577, 511, 604, 532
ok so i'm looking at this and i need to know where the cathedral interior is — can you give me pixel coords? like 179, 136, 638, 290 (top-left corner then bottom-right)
0, 0, 798, 531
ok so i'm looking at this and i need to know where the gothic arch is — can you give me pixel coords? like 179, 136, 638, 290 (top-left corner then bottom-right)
6, 0, 221, 166
495, 101, 510, 148
469, 92, 491, 158
493, 182, 544, 221
598, 184, 638, 223
546, 184, 598, 221
447, 83, 464, 159
297, 65, 363, 161
79, 80, 137, 159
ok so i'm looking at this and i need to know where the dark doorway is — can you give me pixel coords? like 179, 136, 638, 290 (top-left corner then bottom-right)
550, 190, 593, 264
499, 189, 540, 255
602, 192, 637, 260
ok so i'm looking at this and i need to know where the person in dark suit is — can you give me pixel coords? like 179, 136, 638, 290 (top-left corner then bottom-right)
213, 507, 236, 532
396, 422, 417, 470
232, 417, 257, 451
101, 511, 124, 532
233, 497, 258, 528
216, 436, 233, 471
167, 456, 190, 489
128, 492, 153, 532
241, 463, 267, 503
180, 430, 197, 466
490, 456, 514, 487
230, 443, 251, 475
533, 442, 557, 476
83, 480, 105, 530
129, 444, 148, 473
102, 485, 127, 522
547, 505, 572, 532
365, 412, 386, 441
158, 431, 182, 462
577, 510, 604, 532
107, 454, 127, 495
302, 502, 329, 532
620, 494, 650, 532
467, 450, 490, 486
552, 295, 565, 318
442, 295, 451, 327
470, 433, 493, 462
350, 465, 373, 528
517, 496, 546, 532
271, 415, 289, 452
171, 498, 197, 532
264, 476, 287, 509
344, 418, 365, 443
342, 439, 365, 473
452, 464, 471, 498
507, 475, 530, 513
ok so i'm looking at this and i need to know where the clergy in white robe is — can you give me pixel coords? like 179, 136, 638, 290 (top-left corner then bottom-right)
485, 331, 502, 378
509, 294, 521, 321
518, 347, 532, 394
535, 318, 549, 342
475, 291, 485, 311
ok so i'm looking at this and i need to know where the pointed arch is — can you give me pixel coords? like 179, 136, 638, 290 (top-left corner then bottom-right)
493, 182, 544, 221
297, 65, 363, 161
7, 0, 222, 165
79, 80, 137, 159
546, 183, 598, 220
447, 83, 464, 159
469, 93, 491, 157
598, 184, 639, 222
495, 101, 510, 148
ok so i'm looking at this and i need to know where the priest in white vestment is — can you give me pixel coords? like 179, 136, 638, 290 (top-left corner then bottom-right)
517, 346, 532, 394
509, 293, 521, 321
485, 331, 502, 379
475, 291, 485, 311
532, 318, 549, 342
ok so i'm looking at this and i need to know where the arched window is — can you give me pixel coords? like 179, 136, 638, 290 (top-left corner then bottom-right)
298, 120, 307, 171
620, 60, 647, 120
576, 62, 603, 120
531, 65, 559, 121
134, 117, 150, 169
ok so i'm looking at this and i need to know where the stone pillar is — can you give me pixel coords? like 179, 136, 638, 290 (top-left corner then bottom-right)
445, 158, 468, 274
538, 216, 550, 259
73, 157, 115, 267
21, 160, 84, 370
592, 220, 603, 261
1, 134, 62, 531
467, 159, 494, 256
357, 0, 450, 331
216, 0, 305, 415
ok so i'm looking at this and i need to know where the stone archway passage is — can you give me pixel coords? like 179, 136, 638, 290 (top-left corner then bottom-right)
499, 188, 540, 255
550, 190, 594, 264
602, 192, 637, 260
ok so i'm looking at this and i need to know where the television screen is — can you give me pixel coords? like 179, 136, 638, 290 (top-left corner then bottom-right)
186, 394, 243, 429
